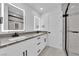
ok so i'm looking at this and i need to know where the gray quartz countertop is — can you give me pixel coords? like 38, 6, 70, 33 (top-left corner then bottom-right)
0, 32, 48, 48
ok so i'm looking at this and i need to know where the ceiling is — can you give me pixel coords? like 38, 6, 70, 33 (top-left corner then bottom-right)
25, 3, 62, 15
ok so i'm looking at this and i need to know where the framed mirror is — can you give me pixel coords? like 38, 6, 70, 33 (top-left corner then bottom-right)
34, 16, 40, 31
1, 3, 25, 32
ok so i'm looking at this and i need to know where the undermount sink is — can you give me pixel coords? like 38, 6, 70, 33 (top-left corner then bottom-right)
8, 36, 27, 41
8, 33, 43, 41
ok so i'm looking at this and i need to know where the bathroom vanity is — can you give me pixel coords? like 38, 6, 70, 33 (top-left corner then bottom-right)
0, 3, 48, 56
0, 32, 48, 56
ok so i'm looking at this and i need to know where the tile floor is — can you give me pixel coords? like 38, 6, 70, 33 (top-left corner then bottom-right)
39, 46, 66, 56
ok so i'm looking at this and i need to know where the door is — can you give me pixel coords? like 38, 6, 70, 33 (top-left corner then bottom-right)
67, 3, 79, 56
40, 14, 49, 31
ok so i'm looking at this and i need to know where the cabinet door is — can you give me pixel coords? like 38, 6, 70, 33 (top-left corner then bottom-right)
27, 38, 38, 56
0, 44, 21, 56
0, 39, 30, 56
41, 34, 47, 45
36, 35, 47, 55
0, 35, 47, 56
20, 40, 32, 56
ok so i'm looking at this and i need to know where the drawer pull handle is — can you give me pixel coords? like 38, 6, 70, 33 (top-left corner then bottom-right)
25, 50, 27, 56
69, 31, 79, 33
44, 38, 46, 42
23, 52, 25, 56
37, 42, 41, 45
37, 37, 40, 39
37, 49, 41, 53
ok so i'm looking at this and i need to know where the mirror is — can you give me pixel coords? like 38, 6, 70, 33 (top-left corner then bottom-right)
34, 16, 40, 31
1, 3, 25, 32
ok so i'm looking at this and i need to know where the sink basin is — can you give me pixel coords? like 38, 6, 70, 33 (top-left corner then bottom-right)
8, 36, 27, 41
8, 33, 43, 41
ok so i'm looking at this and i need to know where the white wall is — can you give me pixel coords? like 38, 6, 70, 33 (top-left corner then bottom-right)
46, 4, 63, 49
0, 3, 1, 16
0, 4, 1, 32
40, 13, 49, 31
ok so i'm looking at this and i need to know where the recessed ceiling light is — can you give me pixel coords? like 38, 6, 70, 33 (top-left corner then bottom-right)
40, 8, 43, 11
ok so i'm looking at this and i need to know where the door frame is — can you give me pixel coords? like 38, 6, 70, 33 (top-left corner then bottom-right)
62, 3, 70, 56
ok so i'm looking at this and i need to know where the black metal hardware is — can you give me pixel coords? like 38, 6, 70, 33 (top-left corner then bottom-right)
23, 50, 27, 56
12, 32, 19, 37
23, 52, 25, 56
70, 31, 79, 33
64, 3, 70, 56
37, 42, 41, 45
48, 32, 51, 34
37, 49, 41, 53
36, 31, 40, 33
25, 50, 27, 56
37, 37, 40, 39
44, 38, 46, 42
63, 14, 69, 17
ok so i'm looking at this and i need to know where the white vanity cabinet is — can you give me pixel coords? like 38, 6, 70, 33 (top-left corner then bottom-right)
37, 34, 47, 55
0, 41, 24, 56
0, 43, 23, 56
26, 34, 47, 56
0, 38, 31, 56
0, 34, 47, 56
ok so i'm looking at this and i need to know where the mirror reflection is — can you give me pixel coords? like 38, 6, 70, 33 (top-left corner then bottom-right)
2, 3, 25, 32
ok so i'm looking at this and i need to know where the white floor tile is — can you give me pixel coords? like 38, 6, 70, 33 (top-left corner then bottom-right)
39, 46, 66, 56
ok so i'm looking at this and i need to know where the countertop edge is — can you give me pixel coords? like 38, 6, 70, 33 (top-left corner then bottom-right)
0, 32, 48, 48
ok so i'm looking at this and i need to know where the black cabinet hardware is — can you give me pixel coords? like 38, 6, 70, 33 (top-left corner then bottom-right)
23, 50, 27, 56
64, 3, 70, 56
12, 32, 19, 37
44, 38, 46, 42
72, 31, 79, 33
69, 31, 79, 33
23, 52, 25, 56
37, 37, 40, 40
48, 32, 51, 34
25, 50, 27, 56
37, 42, 41, 45
37, 49, 41, 53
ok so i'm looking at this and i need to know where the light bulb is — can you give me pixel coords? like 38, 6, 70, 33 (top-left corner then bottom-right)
40, 8, 43, 11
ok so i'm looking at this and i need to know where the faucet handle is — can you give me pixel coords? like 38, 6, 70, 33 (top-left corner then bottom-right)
12, 32, 19, 37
